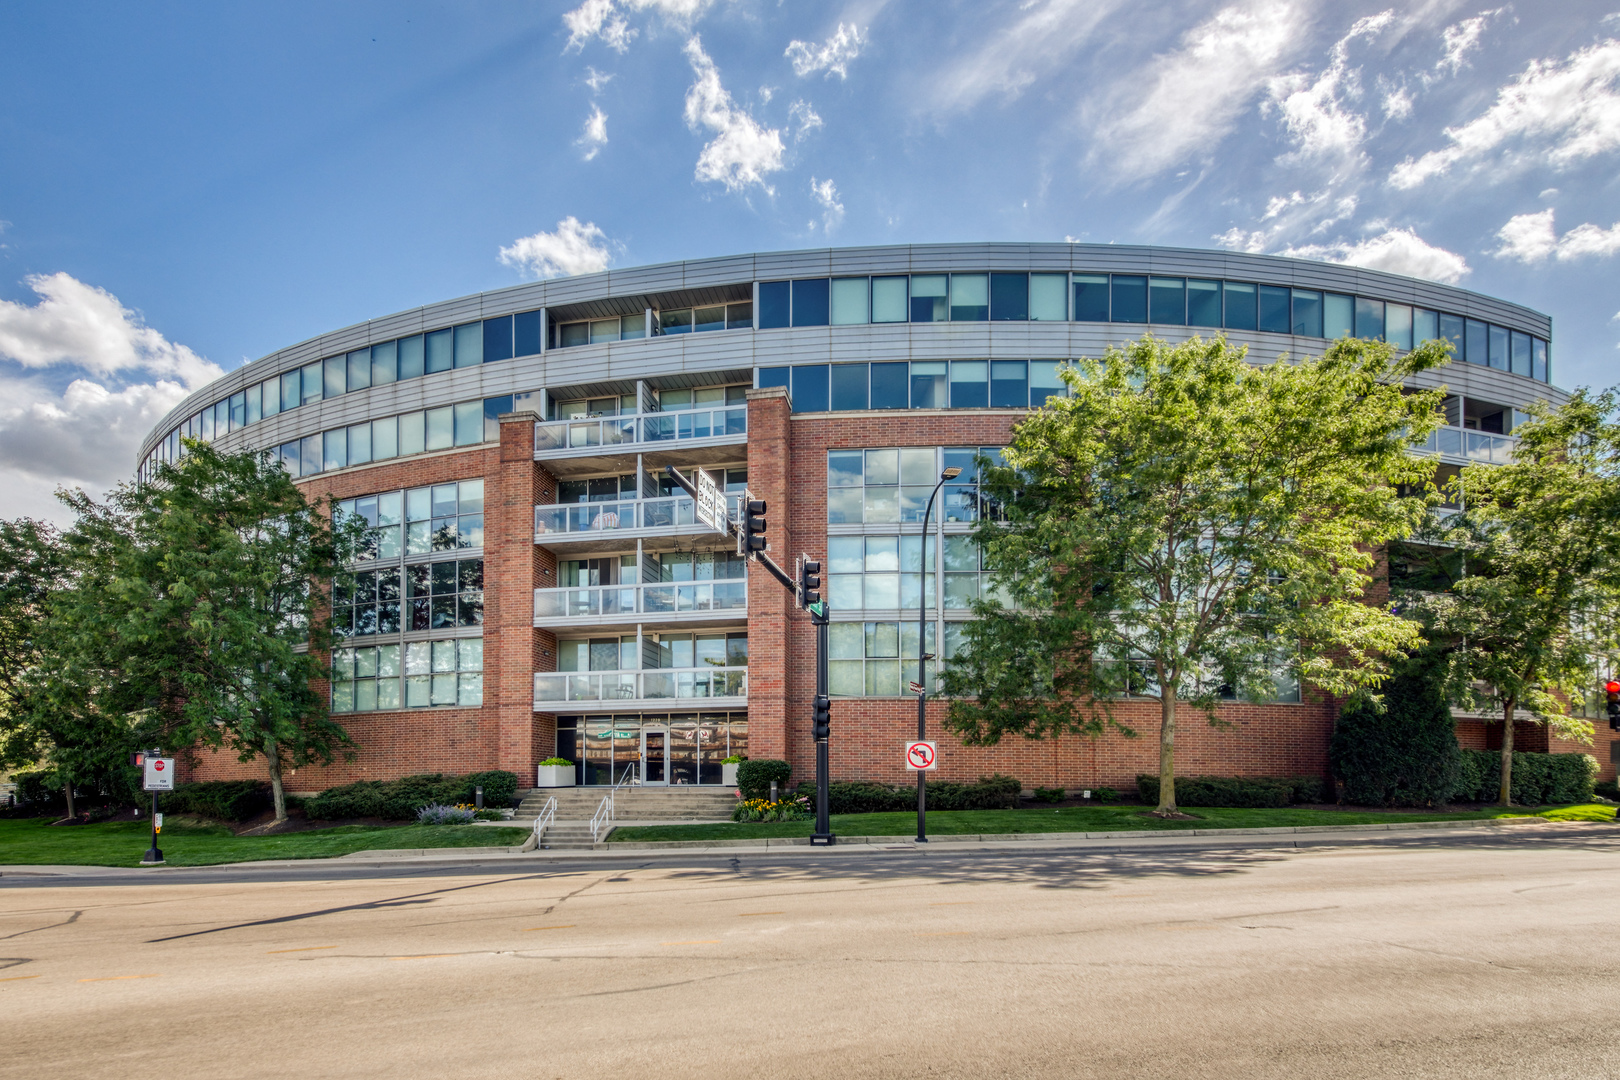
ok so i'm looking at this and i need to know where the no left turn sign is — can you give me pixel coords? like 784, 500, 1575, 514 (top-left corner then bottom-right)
905, 741, 938, 771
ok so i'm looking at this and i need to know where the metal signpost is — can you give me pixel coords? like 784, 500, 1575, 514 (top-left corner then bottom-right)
139, 750, 173, 864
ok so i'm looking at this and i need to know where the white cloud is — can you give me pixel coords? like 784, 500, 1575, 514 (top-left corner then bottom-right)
1214, 188, 1358, 254
0, 374, 194, 494
789, 99, 823, 141
563, 0, 634, 53
785, 23, 865, 79
1390, 39, 1620, 188
1280, 227, 1471, 284
810, 176, 844, 233
576, 105, 609, 160
1494, 209, 1620, 261
584, 66, 614, 93
1382, 82, 1414, 120
1436, 9, 1502, 77
930, 0, 1128, 112
683, 36, 786, 193
1265, 11, 1393, 163
498, 217, 612, 279
1088, 1, 1305, 181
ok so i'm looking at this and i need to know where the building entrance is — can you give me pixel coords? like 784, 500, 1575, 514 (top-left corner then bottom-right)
641, 726, 669, 785
557, 712, 747, 785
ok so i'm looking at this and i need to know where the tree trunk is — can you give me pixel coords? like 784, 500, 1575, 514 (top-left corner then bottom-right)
1158, 689, 1178, 814
265, 737, 287, 823
1498, 700, 1515, 807
63, 776, 75, 820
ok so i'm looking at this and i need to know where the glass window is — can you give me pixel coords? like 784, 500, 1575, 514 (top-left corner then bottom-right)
324, 355, 346, 399
559, 322, 589, 347
245, 384, 261, 425
1532, 338, 1548, 382
871, 361, 908, 409
1111, 275, 1147, 323
757, 366, 789, 390
990, 273, 1028, 321
1073, 274, 1109, 321
1029, 273, 1067, 321
659, 309, 691, 335
725, 302, 752, 330
301, 362, 323, 405
229, 391, 246, 430
590, 318, 620, 343
300, 434, 321, 476
828, 450, 863, 487
950, 274, 988, 321
349, 423, 372, 465
864, 448, 899, 486
693, 305, 725, 332
1414, 309, 1439, 345
215, 399, 230, 436
1148, 277, 1185, 325
1509, 330, 1531, 376
346, 349, 371, 393
373, 416, 398, 460
871, 277, 907, 323
1187, 280, 1220, 328
1030, 361, 1066, 406
453, 401, 483, 446
426, 328, 453, 373
1354, 297, 1385, 341
261, 378, 280, 419
484, 395, 512, 441
1438, 313, 1465, 358
371, 340, 397, 386
990, 360, 1027, 408
278, 371, 299, 413
453, 322, 482, 367
515, 310, 543, 356
830, 277, 869, 325
398, 411, 425, 456
758, 281, 790, 328
911, 361, 946, 408
792, 278, 830, 326
1325, 294, 1354, 339
619, 313, 647, 340
950, 361, 988, 408
322, 430, 347, 472
1487, 324, 1508, 370
910, 275, 947, 322
1291, 290, 1322, 337
398, 334, 425, 380
425, 406, 453, 451
279, 441, 301, 476
483, 315, 513, 362
830, 364, 869, 410
1465, 319, 1488, 365
199, 405, 213, 442
1386, 304, 1414, 350
1258, 285, 1290, 333
791, 365, 829, 412
1223, 282, 1256, 330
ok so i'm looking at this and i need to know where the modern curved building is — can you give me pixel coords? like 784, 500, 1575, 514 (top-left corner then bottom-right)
140, 243, 1592, 796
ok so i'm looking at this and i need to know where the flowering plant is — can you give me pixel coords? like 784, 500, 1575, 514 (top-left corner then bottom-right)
731, 796, 812, 823
417, 803, 477, 825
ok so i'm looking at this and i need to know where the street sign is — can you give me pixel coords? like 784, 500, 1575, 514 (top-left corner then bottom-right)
905, 741, 938, 771
143, 757, 175, 792
694, 468, 726, 534
907, 680, 924, 695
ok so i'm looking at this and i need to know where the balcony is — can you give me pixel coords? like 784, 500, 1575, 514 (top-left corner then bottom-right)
534, 407, 747, 464
534, 494, 742, 546
533, 667, 747, 711
1415, 425, 1518, 465
533, 579, 747, 628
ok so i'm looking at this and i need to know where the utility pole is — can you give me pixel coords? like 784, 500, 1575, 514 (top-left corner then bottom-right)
915, 466, 961, 844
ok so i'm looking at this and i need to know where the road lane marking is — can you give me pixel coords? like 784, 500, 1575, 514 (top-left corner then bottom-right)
522, 925, 576, 931
1, 975, 40, 982
737, 912, 784, 917
660, 940, 720, 946
79, 974, 159, 982
267, 946, 336, 954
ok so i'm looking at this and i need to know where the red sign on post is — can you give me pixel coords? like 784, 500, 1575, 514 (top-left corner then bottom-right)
905, 741, 938, 771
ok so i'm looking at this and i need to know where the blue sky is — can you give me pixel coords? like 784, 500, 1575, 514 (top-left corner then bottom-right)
0, 0, 1616, 521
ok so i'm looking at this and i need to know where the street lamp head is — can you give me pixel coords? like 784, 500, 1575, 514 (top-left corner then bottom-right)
941, 467, 962, 480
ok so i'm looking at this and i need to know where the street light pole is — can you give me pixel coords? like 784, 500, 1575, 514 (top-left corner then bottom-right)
916, 466, 961, 844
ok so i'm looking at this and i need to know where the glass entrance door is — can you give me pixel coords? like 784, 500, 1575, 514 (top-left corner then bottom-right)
641, 727, 669, 785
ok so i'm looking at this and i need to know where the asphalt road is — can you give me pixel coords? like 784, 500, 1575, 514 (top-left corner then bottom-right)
3, 829, 1618, 1079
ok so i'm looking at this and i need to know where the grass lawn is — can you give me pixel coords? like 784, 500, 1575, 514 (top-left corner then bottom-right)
608, 803, 1616, 843
0, 817, 533, 868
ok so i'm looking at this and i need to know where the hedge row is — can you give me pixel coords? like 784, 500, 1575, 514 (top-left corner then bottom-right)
1135, 774, 1326, 808
1454, 750, 1596, 805
793, 775, 1022, 814
162, 781, 274, 823
303, 771, 519, 821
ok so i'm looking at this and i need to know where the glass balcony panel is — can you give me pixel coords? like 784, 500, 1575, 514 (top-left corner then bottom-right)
534, 674, 568, 702
1437, 428, 1463, 456
568, 423, 601, 448
713, 581, 746, 609
533, 581, 745, 620
643, 672, 676, 699
644, 585, 676, 613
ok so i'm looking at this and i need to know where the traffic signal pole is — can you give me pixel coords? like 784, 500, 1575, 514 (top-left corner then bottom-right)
664, 467, 835, 844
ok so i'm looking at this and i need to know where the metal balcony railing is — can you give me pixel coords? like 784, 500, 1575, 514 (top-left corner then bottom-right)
533, 579, 748, 620
534, 494, 743, 538
533, 666, 747, 706
534, 407, 746, 453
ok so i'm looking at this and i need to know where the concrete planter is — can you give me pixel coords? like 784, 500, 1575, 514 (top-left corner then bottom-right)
537, 764, 575, 788
722, 763, 740, 787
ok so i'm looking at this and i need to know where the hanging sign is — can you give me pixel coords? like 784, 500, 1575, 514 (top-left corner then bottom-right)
695, 468, 726, 533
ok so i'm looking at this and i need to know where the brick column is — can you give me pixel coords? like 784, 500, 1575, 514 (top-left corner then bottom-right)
746, 388, 793, 765
492, 411, 545, 781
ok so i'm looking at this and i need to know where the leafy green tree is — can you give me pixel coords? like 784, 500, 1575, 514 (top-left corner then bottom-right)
53, 442, 364, 822
941, 334, 1446, 814
1329, 670, 1463, 806
1400, 389, 1620, 805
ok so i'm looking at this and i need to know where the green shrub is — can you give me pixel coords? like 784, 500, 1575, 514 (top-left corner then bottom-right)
1453, 750, 1597, 805
1136, 774, 1292, 808
795, 774, 1021, 814
736, 759, 792, 800
303, 770, 520, 821
1595, 779, 1620, 800
1329, 675, 1463, 806
539, 757, 572, 767
162, 780, 271, 822
1091, 787, 1119, 802
1033, 787, 1065, 804
454, 770, 519, 808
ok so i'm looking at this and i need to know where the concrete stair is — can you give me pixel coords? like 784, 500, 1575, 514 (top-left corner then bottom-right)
515, 785, 739, 848
535, 821, 598, 851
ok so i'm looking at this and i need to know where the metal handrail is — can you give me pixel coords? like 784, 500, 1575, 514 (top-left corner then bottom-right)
590, 768, 634, 842
532, 795, 557, 846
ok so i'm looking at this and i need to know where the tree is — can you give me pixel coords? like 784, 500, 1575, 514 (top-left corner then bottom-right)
1329, 670, 1463, 806
53, 442, 364, 822
941, 334, 1445, 815
1400, 389, 1620, 806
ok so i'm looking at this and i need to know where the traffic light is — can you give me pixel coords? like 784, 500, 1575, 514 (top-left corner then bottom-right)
743, 500, 768, 555
799, 559, 821, 609
1606, 680, 1619, 731
812, 694, 831, 740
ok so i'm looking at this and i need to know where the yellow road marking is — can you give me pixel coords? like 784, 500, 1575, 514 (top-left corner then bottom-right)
737, 912, 784, 917
390, 954, 459, 960
79, 974, 159, 982
0, 975, 40, 982
522, 925, 576, 931
660, 940, 720, 946
267, 946, 336, 954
